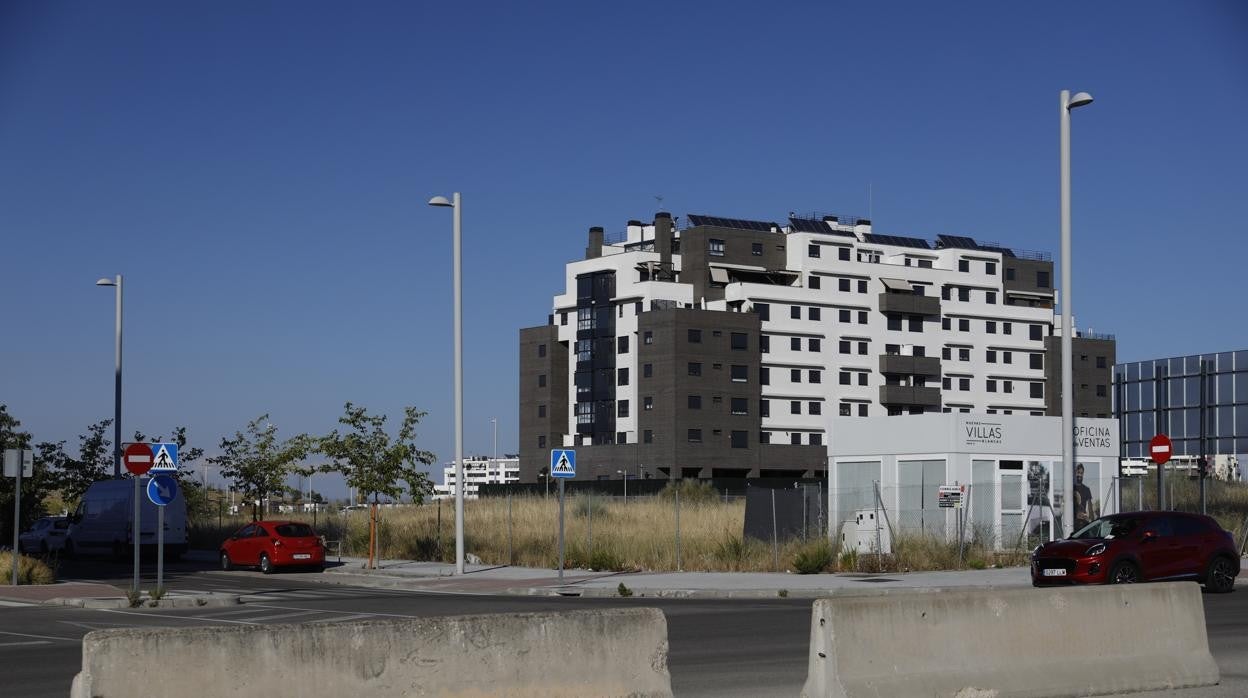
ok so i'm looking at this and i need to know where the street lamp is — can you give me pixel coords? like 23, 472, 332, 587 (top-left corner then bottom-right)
1060, 90, 1093, 537
428, 192, 466, 575
95, 275, 123, 477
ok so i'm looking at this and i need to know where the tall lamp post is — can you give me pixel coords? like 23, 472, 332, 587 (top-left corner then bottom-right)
428, 193, 465, 575
95, 275, 123, 477
1060, 90, 1093, 537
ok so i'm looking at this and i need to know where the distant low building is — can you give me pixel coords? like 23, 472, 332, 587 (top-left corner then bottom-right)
433, 456, 520, 500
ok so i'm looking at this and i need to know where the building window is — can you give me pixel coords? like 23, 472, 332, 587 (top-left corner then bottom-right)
760, 431, 771, 444
731, 365, 748, 382
760, 399, 770, 417
616, 368, 628, 386
908, 316, 923, 332
986, 291, 997, 305
1030, 324, 1043, 341
809, 401, 822, 415
810, 433, 823, 446
959, 377, 971, 391
761, 367, 770, 385
538, 435, 546, 448
986, 321, 996, 334
634, 301, 642, 314
538, 374, 547, 388
987, 379, 997, 393
538, 344, 546, 357
840, 371, 852, 385
560, 312, 568, 326
644, 396, 654, 410
538, 404, 547, 418
1037, 270, 1050, 288
760, 335, 770, 353
1096, 356, 1107, 369
643, 363, 653, 378
643, 430, 653, 443
617, 431, 627, 444
808, 244, 820, 258
755, 303, 770, 321
839, 340, 851, 354
858, 341, 868, 355
942, 286, 951, 301
859, 373, 868, 386
942, 346, 951, 360
752, 242, 763, 256
942, 318, 951, 330
709, 239, 725, 256
688, 395, 702, 409
887, 316, 902, 331
1096, 384, 1107, 397
959, 319, 970, 332
959, 348, 970, 361
688, 329, 702, 343
1031, 382, 1044, 399
987, 350, 997, 363
858, 279, 867, 293
688, 429, 703, 443
791, 400, 802, 414
617, 400, 628, 417
839, 247, 851, 261
942, 377, 951, 390
858, 311, 868, 325
837, 309, 849, 323
806, 338, 819, 352
857, 403, 867, 416
1030, 353, 1043, 370
1003, 351, 1012, 364
688, 362, 702, 376
958, 259, 970, 272
840, 403, 852, 416
791, 433, 801, 445
810, 275, 821, 289
839, 278, 851, 292
958, 287, 970, 302
731, 332, 748, 351
791, 337, 802, 351
731, 430, 748, 448
731, 398, 748, 415
1005, 267, 1015, 281
1004, 381, 1013, 394
791, 305, 802, 319
791, 368, 802, 382
618, 336, 629, 353
1003, 322, 1012, 335
643, 330, 653, 345
986, 261, 996, 275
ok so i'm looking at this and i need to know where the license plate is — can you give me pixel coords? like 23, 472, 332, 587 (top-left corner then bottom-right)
1043, 568, 1067, 577
293, 553, 311, 560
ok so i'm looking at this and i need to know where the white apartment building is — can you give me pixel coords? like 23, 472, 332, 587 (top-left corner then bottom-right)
433, 456, 520, 500
519, 211, 1113, 481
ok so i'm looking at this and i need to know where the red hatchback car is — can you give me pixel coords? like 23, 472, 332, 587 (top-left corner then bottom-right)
220, 521, 325, 574
1031, 511, 1239, 592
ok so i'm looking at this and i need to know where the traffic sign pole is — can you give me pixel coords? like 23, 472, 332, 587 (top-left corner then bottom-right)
557, 478, 565, 582
157, 504, 164, 594
133, 476, 141, 594
11, 453, 20, 586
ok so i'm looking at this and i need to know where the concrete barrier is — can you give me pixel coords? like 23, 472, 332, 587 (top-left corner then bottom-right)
802, 582, 1218, 697
72, 607, 671, 698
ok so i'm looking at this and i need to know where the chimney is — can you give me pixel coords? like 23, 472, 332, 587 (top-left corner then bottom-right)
586, 226, 604, 259
655, 212, 673, 280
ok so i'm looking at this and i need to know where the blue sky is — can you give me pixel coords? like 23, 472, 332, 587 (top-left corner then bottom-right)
2, 1, 1245, 498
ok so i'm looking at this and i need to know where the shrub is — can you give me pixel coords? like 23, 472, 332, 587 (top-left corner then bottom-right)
617, 582, 633, 597
838, 549, 859, 572
657, 480, 719, 504
792, 540, 834, 574
0, 552, 55, 585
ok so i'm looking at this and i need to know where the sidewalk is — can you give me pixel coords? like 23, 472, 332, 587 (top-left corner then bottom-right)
317, 556, 1039, 598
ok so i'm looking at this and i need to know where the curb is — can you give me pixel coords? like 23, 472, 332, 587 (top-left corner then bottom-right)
43, 592, 240, 609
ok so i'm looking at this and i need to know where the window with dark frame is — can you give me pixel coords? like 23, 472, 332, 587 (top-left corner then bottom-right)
688, 362, 702, 376
731, 332, 748, 351
689, 329, 702, 343
688, 395, 702, 409
808, 244, 820, 258
810, 275, 821, 289
731, 398, 748, 415
643, 363, 653, 378
688, 429, 703, 443
731, 365, 748, 382
731, 430, 748, 448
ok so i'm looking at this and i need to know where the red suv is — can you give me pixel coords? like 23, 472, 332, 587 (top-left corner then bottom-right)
220, 521, 326, 574
1031, 511, 1239, 592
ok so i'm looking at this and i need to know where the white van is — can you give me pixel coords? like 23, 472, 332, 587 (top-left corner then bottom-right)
65, 478, 188, 560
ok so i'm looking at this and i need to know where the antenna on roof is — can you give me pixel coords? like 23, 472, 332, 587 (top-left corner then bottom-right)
868, 181, 873, 222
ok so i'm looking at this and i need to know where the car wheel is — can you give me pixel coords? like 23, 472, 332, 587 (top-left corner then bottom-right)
220, 551, 233, 571
259, 553, 273, 575
1205, 556, 1236, 594
1109, 560, 1139, 584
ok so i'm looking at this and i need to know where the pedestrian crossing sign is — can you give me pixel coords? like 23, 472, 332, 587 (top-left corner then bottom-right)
550, 449, 576, 478
151, 443, 179, 472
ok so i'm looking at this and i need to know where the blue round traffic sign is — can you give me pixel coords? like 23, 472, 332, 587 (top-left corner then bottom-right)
146, 474, 179, 506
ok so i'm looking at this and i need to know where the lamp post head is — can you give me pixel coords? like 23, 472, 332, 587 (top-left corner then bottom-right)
1067, 91, 1094, 110
95, 278, 116, 287
428, 195, 454, 208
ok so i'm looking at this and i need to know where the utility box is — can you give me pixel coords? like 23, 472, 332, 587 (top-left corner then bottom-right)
839, 509, 891, 554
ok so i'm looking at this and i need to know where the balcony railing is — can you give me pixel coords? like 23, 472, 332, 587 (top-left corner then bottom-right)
878, 385, 942, 407
879, 354, 942, 377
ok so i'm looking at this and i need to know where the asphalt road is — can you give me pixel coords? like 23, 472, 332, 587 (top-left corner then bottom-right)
3, 559, 1247, 697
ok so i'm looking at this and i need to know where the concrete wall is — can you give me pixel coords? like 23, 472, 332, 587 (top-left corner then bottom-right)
73, 608, 672, 698
802, 583, 1217, 698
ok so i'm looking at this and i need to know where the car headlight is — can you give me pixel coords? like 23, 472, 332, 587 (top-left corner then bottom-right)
1031, 545, 1042, 559
1085, 543, 1107, 557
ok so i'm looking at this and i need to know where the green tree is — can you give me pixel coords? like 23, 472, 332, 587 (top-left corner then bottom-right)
0, 405, 64, 540
55, 419, 113, 506
209, 415, 309, 521
316, 403, 436, 505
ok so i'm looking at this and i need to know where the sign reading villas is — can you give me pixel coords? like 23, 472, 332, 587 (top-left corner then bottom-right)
964, 421, 1004, 446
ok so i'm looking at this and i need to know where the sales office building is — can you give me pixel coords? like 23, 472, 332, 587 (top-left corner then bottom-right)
830, 413, 1120, 548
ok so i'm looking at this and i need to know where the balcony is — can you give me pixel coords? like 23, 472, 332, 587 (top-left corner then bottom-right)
878, 292, 941, 316
879, 385, 942, 407
879, 354, 942, 377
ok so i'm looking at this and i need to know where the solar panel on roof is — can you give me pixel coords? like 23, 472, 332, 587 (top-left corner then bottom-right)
687, 214, 776, 232
788, 218, 828, 233
863, 233, 931, 250
936, 234, 979, 250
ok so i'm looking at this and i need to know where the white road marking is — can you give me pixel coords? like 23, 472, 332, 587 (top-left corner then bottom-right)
0, 640, 49, 647
307, 614, 374, 624
0, 600, 33, 607
241, 610, 327, 623
0, 630, 80, 643
99, 608, 258, 625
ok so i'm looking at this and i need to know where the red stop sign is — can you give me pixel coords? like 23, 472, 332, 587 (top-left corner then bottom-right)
124, 442, 154, 476
1149, 434, 1172, 465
